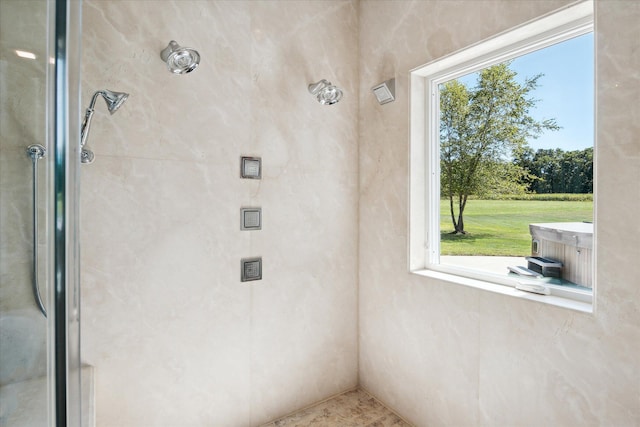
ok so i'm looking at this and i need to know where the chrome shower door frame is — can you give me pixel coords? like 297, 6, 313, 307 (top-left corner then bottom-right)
49, 0, 83, 425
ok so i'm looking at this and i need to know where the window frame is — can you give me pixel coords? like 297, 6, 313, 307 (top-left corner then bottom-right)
408, 1, 595, 312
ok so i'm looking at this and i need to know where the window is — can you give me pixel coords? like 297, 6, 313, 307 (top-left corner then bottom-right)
409, 2, 594, 311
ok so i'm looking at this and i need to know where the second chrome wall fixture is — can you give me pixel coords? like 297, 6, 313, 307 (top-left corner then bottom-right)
160, 40, 200, 74
308, 79, 343, 105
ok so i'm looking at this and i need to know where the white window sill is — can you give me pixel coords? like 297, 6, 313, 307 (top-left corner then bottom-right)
411, 269, 593, 314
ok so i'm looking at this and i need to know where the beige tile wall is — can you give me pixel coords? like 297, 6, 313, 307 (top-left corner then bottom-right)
80, 1, 358, 426
75, 0, 640, 426
358, 1, 640, 426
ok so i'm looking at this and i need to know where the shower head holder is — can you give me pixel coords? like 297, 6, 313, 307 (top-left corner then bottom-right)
161, 40, 200, 74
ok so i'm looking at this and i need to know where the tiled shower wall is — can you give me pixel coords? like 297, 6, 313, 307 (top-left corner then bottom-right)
81, 0, 640, 426
80, 1, 358, 425
358, 1, 640, 426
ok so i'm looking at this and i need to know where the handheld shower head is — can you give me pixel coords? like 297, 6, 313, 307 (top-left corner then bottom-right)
308, 79, 343, 105
80, 89, 129, 163
161, 40, 200, 74
101, 89, 129, 114
84, 89, 129, 117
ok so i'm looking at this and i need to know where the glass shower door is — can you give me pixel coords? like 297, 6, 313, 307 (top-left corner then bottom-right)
0, 0, 82, 425
0, 0, 53, 424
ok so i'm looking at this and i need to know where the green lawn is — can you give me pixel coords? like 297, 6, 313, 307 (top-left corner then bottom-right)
440, 199, 593, 256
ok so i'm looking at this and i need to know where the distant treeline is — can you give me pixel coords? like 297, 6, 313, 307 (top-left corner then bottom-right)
465, 193, 593, 201
513, 147, 593, 194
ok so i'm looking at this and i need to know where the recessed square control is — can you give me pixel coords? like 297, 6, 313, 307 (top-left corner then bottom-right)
241, 208, 262, 230
241, 157, 261, 179
241, 257, 262, 282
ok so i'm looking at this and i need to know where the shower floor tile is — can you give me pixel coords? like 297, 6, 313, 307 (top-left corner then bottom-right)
261, 389, 411, 426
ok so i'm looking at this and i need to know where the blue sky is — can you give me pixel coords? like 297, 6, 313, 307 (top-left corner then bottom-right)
459, 33, 594, 151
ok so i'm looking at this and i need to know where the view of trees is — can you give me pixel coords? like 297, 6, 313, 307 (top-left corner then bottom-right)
440, 63, 594, 234
513, 146, 593, 194
439, 63, 561, 234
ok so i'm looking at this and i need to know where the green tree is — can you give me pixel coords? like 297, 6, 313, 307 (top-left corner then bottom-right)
440, 63, 559, 234
513, 147, 593, 194
531, 148, 563, 193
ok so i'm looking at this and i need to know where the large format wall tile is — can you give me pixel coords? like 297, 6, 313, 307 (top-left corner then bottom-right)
358, 1, 640, 426
22, 0, 638, 425
81, 1, 358, 426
